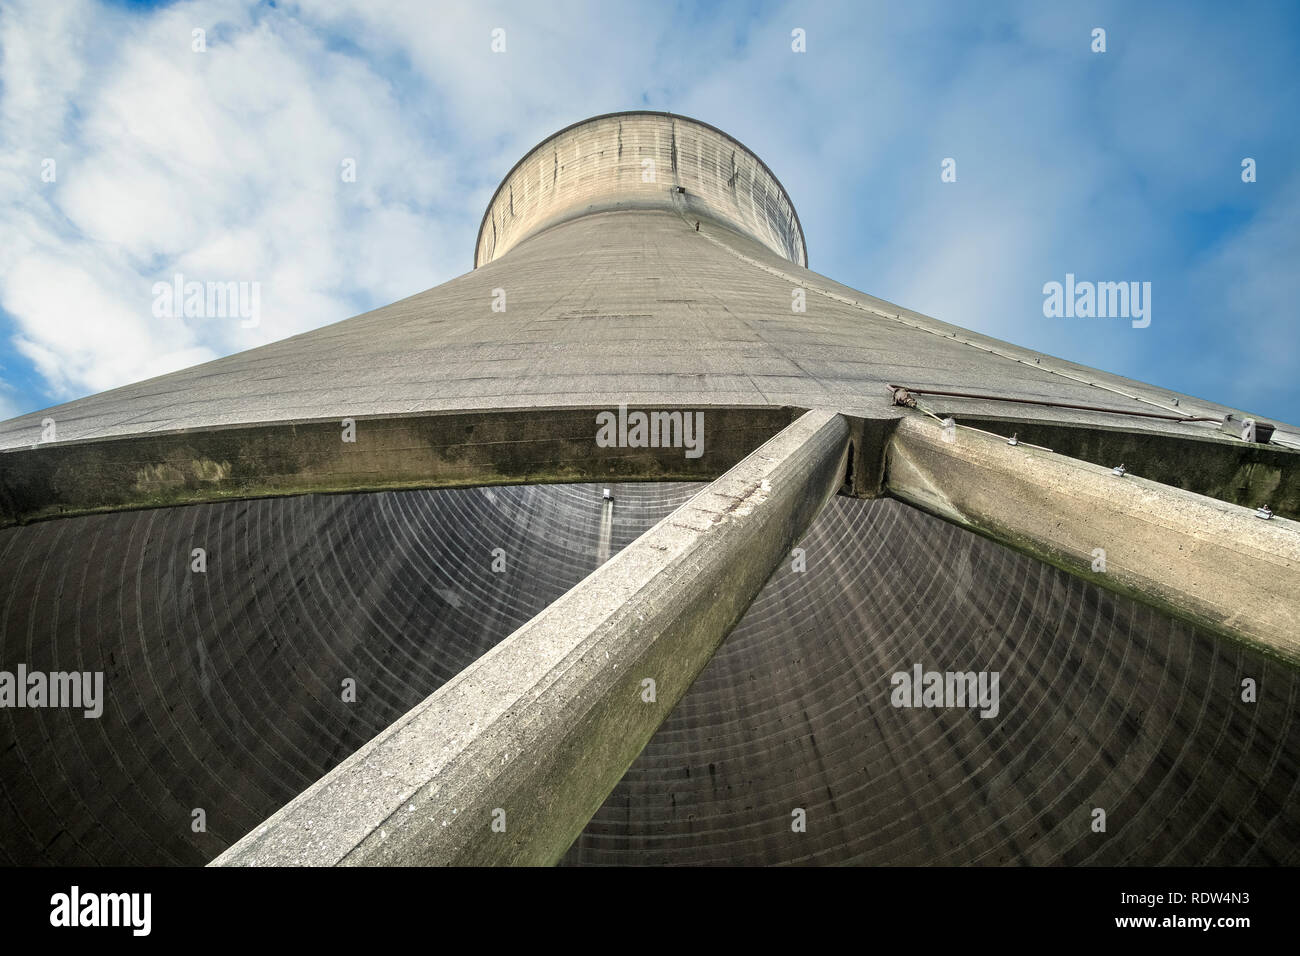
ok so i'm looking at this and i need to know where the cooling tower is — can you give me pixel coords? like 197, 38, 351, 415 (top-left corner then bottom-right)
0, 112, 1296, 866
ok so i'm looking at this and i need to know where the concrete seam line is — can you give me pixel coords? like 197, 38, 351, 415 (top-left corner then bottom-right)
211, 409, 849, 866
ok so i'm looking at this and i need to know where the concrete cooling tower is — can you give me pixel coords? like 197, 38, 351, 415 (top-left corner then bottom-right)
0, 111, 1297, 867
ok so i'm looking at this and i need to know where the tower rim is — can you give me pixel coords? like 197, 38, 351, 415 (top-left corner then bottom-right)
472, 109, 808, 269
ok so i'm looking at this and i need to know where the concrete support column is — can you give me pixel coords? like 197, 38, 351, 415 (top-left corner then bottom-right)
212, 408, 850, 866
884, 414, 1300, 664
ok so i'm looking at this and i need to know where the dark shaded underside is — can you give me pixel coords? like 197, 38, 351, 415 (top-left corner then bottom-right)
0, 484, 1294, 866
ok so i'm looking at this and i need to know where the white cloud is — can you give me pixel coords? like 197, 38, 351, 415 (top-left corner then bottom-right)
0, 0, 759, 409
0, 0, 467, 401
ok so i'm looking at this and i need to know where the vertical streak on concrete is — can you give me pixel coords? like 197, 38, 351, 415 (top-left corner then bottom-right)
597, 492, 613, 565
211, 409, 850, 867
884, 414, 1300, 664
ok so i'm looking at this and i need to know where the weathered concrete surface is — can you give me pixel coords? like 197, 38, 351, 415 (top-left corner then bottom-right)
885, 414, 1300, 664
953, 416, 1300, 520
0, 406, 799, 527
3, 157, 1295, 524
6, 402, 1291, 526
211, 409, 849, 866
475, 111, 807, 268
1, 111, 1294, 534
2, 200, 1287, 452
5, 115, 1295, 458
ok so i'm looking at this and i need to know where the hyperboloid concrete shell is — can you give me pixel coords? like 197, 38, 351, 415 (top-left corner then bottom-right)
0, 112, 1297, 866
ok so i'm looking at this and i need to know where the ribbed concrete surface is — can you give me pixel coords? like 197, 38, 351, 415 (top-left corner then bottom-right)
570, 495, 1300, 865
213, 410, 849, 866
0, 483, 687, 864
1, 485, 1294, 865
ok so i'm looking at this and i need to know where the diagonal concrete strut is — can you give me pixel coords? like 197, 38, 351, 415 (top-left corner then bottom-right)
884, 414, 1300, 665
212, 408, 850, 866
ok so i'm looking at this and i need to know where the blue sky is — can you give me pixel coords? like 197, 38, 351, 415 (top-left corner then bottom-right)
1, 0, 1297, 423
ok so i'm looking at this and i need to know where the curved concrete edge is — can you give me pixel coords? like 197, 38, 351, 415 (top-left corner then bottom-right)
0, 406, 800, 528
474, 111, 806, 268
884, 413, 1300, 665
211, 408, 850, 866
5, 398, 1293, 530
